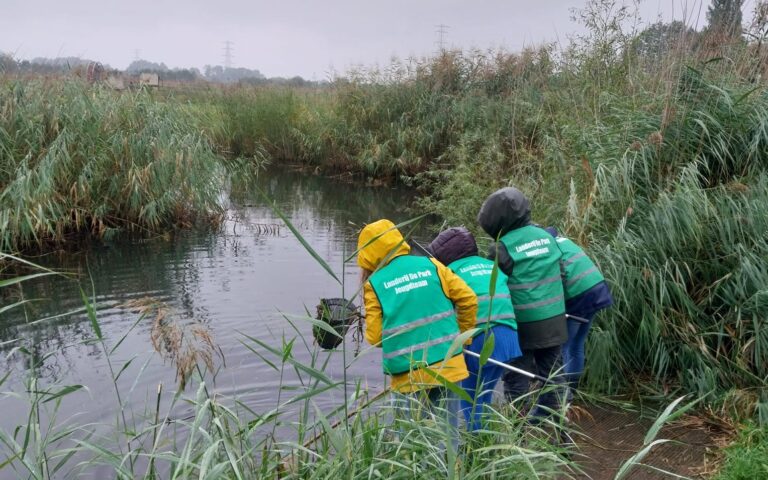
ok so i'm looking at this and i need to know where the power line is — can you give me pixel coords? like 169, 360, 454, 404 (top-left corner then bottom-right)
435, 24, 449, 52
133, 49, 141, 61
223, 40, 234, 69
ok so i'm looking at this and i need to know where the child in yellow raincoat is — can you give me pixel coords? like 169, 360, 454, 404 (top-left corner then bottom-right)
357, 219, 477, 450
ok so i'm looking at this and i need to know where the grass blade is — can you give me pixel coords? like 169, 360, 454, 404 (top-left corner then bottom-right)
79, 288, 102, 340
257, 186, 341, 284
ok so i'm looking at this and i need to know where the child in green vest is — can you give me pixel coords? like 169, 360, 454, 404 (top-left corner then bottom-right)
357, 219, 478, 449
428, 227, 523, 431
477, 187, 568, 418
543, 227, 613, 400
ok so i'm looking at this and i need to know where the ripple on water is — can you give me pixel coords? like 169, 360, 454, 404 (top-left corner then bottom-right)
1, 168, 415, 479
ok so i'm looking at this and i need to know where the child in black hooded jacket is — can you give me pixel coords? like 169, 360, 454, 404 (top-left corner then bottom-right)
477, 187, 567, 417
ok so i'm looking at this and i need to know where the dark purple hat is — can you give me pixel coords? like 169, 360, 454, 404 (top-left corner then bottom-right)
428, 227, 478, 266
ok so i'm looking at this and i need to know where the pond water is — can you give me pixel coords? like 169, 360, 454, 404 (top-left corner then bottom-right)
0, 168, 428, 477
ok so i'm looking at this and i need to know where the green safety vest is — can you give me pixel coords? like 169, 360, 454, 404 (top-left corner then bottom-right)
448, 256, 517, 334
499, 225, 566, 323
368, 255, 460, 375
555, 236, 605, 299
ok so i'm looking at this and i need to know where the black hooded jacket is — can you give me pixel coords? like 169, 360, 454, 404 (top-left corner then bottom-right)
477, 187, 567, 350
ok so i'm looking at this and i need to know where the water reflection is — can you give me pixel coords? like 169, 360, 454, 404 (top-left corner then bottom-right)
0, 167, 421, 462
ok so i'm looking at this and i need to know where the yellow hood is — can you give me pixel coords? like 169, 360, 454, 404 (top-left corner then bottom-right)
356, 219, 411, 271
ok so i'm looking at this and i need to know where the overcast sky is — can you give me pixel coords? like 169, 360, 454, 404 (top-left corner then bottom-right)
0, 1, 760, 79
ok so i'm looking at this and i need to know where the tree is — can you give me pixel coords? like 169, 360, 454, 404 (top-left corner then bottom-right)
126, 59, 169, 74
747, 1, 768, 48
632, 20, 697, 61
202, 65, 265, 84
567, 0, 641, 81
706, 0, 744, 38
746, 1, 768, 79
0, 53, 17, 73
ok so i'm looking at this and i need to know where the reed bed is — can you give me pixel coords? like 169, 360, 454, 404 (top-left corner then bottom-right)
558, 67, 768, 420
0, 79, 225, 251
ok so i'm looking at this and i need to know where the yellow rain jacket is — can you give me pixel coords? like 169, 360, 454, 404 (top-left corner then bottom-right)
357, 219, 477, 393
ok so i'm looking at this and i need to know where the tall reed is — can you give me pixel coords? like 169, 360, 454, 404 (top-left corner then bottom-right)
572, 68, 768, 417
0, 79, 225, 251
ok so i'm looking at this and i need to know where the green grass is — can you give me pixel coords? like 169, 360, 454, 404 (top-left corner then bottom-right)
715, 422, 768, 480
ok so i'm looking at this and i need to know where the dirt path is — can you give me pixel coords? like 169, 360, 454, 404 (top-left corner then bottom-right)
569, 403, 724, 479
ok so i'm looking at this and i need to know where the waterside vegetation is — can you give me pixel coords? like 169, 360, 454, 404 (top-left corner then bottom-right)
0, 80, 225, 252
2, 0, 768, 477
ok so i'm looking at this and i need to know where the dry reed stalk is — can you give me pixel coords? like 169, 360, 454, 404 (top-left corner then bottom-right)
122, 297, 218, 389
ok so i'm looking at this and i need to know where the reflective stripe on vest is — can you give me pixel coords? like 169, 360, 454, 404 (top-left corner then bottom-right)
514, 294, 565, 310
381, 310, 453, 337
566, 266, 598, 286
499, 226, 566, 323
507, 274, 561, 290
369, 255, 460, 375
448, 256, 517, 334
382, 333, 457, 359
562, 252, 586, 266
476, 294, 511, 301
555, 237, 605, 299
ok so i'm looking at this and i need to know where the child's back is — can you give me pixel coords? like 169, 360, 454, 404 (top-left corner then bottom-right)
477, 188, 567, 349
544, 227, 613, 397
429, 226, 522, 430
477, 187, 567, 416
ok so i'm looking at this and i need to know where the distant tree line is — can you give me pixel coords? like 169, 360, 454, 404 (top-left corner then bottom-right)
4, 1, 762, 85
0, 55, 110, 75
0, 54, 322, 86
125, 60, 203, 82
124, 60, 321, 85
202, 64, 264, 83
